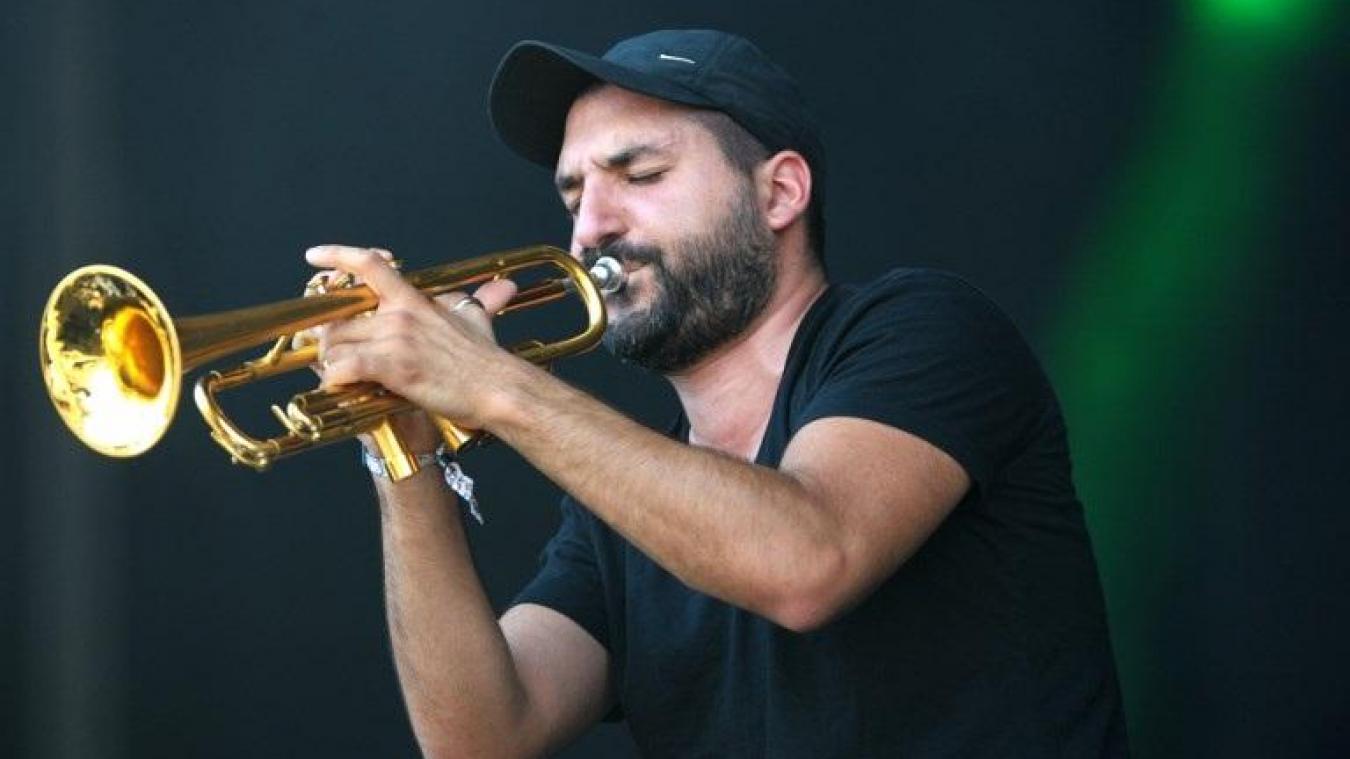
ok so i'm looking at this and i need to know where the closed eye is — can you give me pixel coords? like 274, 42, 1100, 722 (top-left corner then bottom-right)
629, 170, 665, 185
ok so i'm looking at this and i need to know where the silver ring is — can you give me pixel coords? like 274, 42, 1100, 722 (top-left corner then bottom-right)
452, 295, 485, 313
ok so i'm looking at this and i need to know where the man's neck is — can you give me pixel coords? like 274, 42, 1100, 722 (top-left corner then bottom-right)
668, 259, 827, 461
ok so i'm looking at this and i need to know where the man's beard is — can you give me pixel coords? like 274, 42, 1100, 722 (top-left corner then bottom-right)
583, 186, 777, 374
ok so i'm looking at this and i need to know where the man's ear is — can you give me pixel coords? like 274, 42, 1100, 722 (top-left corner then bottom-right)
758, 150, 812, 233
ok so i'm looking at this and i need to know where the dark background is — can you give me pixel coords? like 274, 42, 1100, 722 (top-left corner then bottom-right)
3, 1, 1346, 757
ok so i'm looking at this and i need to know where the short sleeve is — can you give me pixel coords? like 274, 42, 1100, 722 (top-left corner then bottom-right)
798, 271, 1050, 491
511, 496, 613, 652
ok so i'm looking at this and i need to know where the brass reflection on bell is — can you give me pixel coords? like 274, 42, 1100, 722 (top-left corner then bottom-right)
40, 265, 182, 458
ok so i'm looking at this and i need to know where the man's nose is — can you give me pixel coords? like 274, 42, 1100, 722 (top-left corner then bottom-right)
570, 184, 626, 254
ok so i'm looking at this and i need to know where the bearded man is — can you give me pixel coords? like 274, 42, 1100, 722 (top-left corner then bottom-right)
308, 29, 1128, 758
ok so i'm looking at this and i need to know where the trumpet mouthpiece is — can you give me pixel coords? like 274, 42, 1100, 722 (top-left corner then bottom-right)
589, 256, 626, 295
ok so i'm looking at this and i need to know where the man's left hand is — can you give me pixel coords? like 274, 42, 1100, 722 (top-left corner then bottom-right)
304, 244, 519, 429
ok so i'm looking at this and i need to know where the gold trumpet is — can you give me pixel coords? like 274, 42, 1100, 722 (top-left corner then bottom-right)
39, 245, 624, 480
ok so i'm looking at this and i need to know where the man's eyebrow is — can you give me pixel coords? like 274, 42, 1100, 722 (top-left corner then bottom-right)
554, 141, 674, 194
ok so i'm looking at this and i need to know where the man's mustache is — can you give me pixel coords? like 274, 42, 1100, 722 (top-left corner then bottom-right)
583, 242, 663, 269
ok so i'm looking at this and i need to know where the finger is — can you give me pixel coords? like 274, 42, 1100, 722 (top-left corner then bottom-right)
305, 245, 415, 305
316, 344, 362, 389
435, 293, 492, 336
304, 247, 393, 271
431, 291, 462, 312
473, 278, 519, 315
318, 341, 399, 390
430, 279, 520, 320
320, 308, 410, 354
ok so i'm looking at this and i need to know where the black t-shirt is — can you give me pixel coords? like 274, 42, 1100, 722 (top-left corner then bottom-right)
514, 269, 1128, 757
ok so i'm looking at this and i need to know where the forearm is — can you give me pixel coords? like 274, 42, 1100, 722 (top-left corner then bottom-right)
374, 467, 532, 758
485, 362, 844, 628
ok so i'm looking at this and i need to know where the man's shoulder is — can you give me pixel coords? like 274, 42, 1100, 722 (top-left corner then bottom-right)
790, 267, 1021, 383
852, 266, 993, 304
800, 266, 1042, 399
823, 267, 1011, 332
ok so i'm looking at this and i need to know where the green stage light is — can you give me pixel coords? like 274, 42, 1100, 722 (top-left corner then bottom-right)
1042, 0, 1335, 747
1195, 0, 1331, 39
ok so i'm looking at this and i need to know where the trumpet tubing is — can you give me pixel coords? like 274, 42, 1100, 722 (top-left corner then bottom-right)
39, 245, 622, 478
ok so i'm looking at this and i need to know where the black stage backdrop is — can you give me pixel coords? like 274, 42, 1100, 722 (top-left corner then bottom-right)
2, 1, 1346, 757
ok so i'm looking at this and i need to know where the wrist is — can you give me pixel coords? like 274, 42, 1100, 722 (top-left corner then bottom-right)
476, 359, 544, 435
362, 416, 443, 481
362, 444, 441, 480
363, 442, 485, 524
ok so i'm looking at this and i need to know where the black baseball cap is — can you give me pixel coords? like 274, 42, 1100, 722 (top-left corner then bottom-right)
488, 29, 826, 194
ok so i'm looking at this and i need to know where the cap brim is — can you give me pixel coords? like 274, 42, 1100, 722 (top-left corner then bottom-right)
488, 41, 716, 169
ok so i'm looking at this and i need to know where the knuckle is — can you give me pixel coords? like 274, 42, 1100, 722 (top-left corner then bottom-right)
389, 333, 419, 357
333, 352, 365, 383
353, 352, 372, 376
392, 355, 423, 386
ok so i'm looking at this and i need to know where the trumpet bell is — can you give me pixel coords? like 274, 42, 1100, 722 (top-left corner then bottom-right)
39, 265, 183, 457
